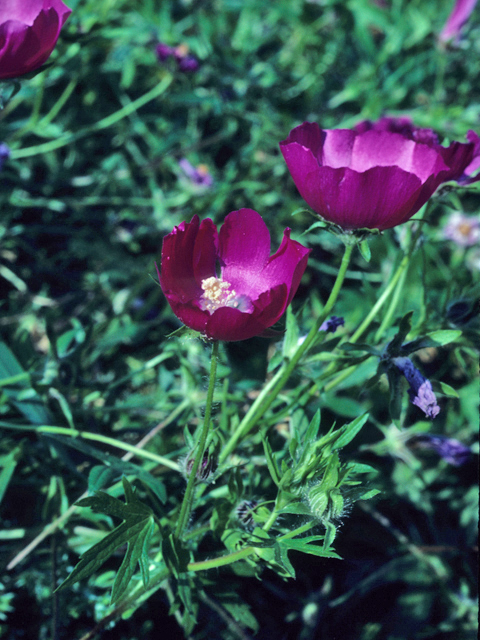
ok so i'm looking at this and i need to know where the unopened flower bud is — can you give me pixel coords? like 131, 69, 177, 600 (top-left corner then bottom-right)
183, 448, 217, 483
235, 500, 258, 529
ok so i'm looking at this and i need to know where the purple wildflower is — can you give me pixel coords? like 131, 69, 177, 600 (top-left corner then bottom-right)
178, 55, 199, 72
443, 212, 480, 247
393, 357, 440, 419
179, 158, 213, 187
156, 43, 174, 62
414, 435, 471, 466
297, 316, 344, 346
0, 0, 71, 80
320, 316, 345, 333
172, 44, 199, 72
0, 143, 10, 170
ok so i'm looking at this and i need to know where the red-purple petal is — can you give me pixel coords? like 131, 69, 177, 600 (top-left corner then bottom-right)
160, 216, 216, 303
203, 285, 289, 341
0, 1, 71, 80
281, 119, 480, 230
260, 229, 311, 306
158, 210, 310, 341
219, 209, 272, 294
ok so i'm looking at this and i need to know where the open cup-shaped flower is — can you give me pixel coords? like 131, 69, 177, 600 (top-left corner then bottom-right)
280, 118, 480, 231
158, 209, 310, 341
0, 0, 71, 80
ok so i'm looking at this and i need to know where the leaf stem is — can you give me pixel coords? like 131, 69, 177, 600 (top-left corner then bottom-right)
0, 422, 180, 470
174, 341, 219, 539
220, 242, 355, 462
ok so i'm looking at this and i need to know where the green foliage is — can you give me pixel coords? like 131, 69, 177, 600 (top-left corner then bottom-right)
57, 477, 156, 604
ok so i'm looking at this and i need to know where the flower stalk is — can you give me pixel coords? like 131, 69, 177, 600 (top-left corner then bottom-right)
220, 242, 355, 462
175, 340, 219, 539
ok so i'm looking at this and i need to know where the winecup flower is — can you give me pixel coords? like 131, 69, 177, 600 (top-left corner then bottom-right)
158, 209, 310, 341
280, 118, 480, 231
0, 0, 71, 80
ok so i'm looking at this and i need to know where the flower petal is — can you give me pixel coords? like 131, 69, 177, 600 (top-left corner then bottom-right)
160, 216, 216, 303
281, 119, 480, 230
301, 165, 424, 230
260, 229, 311, 306
219, 209, 272, 293
203, 284, 289, 341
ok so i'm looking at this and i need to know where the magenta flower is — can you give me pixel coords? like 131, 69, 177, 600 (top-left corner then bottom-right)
0, 0, 71, 80
158, 209, 310, 342
439, 0, 478, 44
280, 118, 480, 231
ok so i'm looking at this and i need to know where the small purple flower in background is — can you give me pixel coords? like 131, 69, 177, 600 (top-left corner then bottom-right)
439, 0, 478, 44
393, 357, 440, 419
443, 211, 480, 247
177, 55, 199, 72
297, 316, 344, 346
0, 143, 10, 170
280, 118, 480, 231
155, 42, 199, 73
320, 316, 345, 333
412, 435, 472, 466
173, 45, 199, 72
178, 158, 213, 187
155, 42, 174, 62
157, 209, 310, 342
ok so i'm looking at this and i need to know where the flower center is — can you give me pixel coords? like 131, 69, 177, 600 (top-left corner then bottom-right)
199, 277, 252, 313
458, 222, 473, 237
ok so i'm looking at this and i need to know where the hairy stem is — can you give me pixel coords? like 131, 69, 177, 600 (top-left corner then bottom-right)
174, 341, 219, 539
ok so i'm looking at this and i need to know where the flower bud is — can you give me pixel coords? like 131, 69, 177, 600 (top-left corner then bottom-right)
182, 448, 217, 483
235, 500, 258, 529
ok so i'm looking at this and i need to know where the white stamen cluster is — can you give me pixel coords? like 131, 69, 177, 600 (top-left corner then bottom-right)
200, 276, 238, 312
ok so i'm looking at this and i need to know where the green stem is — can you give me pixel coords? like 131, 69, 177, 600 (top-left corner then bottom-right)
10, 74, 173, 159
174, 341, 219, 539
310, 224, 423, 394
349, 252, 410, 345
0, 422, 179, 470
373, 266, 408, 343
349, 223, 422, 345
187, 520, 316, 572
220, 243, 355, 462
